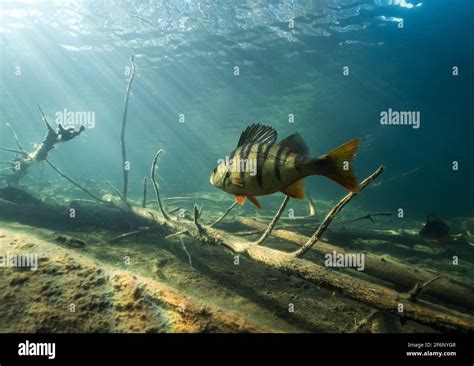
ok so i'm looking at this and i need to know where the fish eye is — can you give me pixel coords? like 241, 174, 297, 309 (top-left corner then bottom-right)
213, 167, 217, 174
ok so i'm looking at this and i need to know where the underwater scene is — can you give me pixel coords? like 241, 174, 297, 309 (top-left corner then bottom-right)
0, 0, 473, 338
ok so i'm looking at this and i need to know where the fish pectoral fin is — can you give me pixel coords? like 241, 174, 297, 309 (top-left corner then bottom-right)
231, 177, 245, 187
282, 179, 305, 199
247, 195, 261, 209
235, 195, 246, 205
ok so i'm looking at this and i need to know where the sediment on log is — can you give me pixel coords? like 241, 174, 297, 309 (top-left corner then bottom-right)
234, 216, 474, 311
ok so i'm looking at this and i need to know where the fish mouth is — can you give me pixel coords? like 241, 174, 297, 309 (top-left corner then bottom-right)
209, 174, 215, 186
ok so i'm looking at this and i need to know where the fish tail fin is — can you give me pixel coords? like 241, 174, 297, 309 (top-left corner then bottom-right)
307, 138, 360, 192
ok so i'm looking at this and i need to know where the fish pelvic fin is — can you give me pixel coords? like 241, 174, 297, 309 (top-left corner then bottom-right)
309, 138, 360, 192
235, 195, 246, 205
247, 195, 261, 208
282, 179, 305, 199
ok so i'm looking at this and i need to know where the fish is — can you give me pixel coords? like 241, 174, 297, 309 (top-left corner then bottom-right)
419, 214, 451, 243
210, 123, 360, 208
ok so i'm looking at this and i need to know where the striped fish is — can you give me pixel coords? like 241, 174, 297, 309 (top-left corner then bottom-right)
210, 124, 359, 208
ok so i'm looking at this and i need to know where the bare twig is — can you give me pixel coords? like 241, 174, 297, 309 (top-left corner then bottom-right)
37, 104, 55, 134
207, 201, 238, 228
110, 227, 161, 243
306, 191, 316, 217
105, 179, 132, 210
120, 54, 137, 199
163, 196, 220, 204
5, 123, 25, 152
167, 207, 185, 214
293, 166, 384, 258
407, 276, 441, 302
0, 146, 28, 156
353, 310, 380, 333
165, 229, 189, 239
150, 149, 170, 220
193, 204, 205, 234
179, 236, 193, 268
254, 195, 289, 246
142, 176, 147, 208
233, 230, 261, 236
45, 159, 107, 204
335, 212, 393, 225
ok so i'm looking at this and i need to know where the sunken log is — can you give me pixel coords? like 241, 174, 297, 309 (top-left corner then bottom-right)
235, 216, 474, 311
128, 206, 474, 332
0, 198, 152, 232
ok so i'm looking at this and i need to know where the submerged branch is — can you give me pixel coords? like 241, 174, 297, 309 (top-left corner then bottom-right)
335, 212, 393, 225
293, 166, 384, 258
142, 176, 147, 208
120, 54, 137, 199
0, 146, 28, 156
407, 276, 442, 302
254, 195, 289, 246
193, 204, 205, 235
105, 179, 132, 210
46, 159, 107, 204
150, 149, 170, 220
207, 201, 238, 228
110, 227, 161, 243
5, 123, 25, 152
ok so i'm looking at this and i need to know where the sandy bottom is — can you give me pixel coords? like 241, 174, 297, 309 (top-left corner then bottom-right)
0, 221, 439, 333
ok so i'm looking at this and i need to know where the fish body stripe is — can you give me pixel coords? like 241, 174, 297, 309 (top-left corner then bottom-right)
240, 143, 254, 180
295, 154, 304, 172
260, 142, 275, 189
256, 143, 265, 188
229, 146, 241, 161
274, 145, 285, 181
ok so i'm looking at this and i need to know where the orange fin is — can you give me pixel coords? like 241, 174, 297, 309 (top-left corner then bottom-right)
313, 138, 359, 192
247, 195, 261, 209
235, 195, 246, 205
282, 179, 305, 199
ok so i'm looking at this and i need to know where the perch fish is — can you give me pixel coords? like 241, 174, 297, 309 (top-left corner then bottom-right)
210, 124, 360, 208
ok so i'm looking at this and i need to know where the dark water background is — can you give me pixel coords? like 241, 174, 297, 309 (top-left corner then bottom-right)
1, 0, 473, 220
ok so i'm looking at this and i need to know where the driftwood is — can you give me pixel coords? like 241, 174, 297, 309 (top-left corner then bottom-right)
142, 177, 147, 208
120, 55, 137, 199
235, 217, 474, 310
207, 202, 238, 228
150, 149, 169, 220
0, 106, 84, 184
128, 204, 474, 332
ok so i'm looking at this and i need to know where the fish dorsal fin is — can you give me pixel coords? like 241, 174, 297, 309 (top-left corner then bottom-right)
282, 179, 305, 199
278, 133, 309, 156
237, 124, 277, 147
